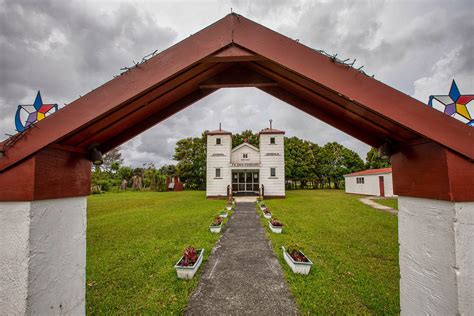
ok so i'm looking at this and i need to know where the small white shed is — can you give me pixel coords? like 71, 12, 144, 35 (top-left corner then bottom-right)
344, 167, 394, 197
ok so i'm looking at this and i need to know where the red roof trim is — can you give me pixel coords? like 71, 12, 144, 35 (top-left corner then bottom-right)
344, 167, 392, 177
206, 130, 232, 136
259, 128, 285, 135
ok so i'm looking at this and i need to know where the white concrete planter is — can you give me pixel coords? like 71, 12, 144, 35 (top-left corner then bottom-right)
174, 249, 204, 279
260, 206, 266, 211
269, 222, 283, 234
282, 247, 313, 275
219, 212, 228, 218
263, 212, 272, 219
209, 224, 222, 233
226, 206, 232, 211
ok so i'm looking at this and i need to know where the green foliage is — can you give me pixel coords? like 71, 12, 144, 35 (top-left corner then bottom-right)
366, 147, 391, 169
173, 133, 207, 190
232, 130, 259, 147
143, 164, 167, 192
318, 142, 365, 189
91, 148, 175, 193
159, 164, 177, 176
284, 140, 364, 189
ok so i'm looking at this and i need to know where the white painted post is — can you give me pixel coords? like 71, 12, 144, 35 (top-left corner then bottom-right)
0, 196, 87, 315
398, 196, 474, 315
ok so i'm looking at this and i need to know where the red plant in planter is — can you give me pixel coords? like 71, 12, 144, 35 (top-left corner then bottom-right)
270, 218, 283, 227
178, 246, 199, 267
287, 246, 309, 263
211, 216, 224, 226
263, 208, 271, 214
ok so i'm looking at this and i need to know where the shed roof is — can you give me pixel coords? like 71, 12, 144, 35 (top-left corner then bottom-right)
344, 167, 392, 177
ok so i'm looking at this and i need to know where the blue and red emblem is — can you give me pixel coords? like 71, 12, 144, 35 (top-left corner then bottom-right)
428, 80, 474, 126
15, 91, 58, 132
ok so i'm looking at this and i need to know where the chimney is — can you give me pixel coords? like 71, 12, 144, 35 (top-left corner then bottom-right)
269, 119, 273, 129
219, 122, 222, 131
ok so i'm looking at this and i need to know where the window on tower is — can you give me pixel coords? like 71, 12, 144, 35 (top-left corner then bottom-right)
270, 137, 275, 144
216, 138, 221, 145
270, 167, 276, 177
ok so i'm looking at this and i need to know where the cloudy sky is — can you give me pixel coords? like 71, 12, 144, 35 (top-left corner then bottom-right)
1, 0, 473, 167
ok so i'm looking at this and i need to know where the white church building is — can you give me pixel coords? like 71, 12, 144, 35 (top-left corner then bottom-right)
206, 125, 285, 198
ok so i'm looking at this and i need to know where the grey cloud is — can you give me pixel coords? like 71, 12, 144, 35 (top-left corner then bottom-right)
0, 0, 177, 138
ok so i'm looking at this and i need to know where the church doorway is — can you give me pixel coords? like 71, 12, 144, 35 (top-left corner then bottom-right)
232, 170, 259, 196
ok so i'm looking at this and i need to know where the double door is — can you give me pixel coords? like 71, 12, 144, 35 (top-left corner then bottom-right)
232, 171, 259, 193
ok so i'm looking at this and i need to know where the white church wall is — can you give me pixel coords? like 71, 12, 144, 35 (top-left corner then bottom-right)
259, 134, 285, 197
206, 134, 232, 197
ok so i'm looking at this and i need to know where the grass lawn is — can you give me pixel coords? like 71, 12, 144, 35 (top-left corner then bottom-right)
86, 191, 225, 314
373, 197, 399, 210
261, 190, 399, 315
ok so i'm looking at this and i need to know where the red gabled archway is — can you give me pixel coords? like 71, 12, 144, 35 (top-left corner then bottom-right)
1, 13, 473, 315
0, 14, 472, 202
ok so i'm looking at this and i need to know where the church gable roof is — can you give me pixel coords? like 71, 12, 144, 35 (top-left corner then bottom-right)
231, 142, 259, 153
259, 128, 285, 135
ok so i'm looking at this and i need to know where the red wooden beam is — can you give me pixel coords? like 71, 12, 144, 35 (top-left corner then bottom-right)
260, 86, 384, 147
62, 62, 220, 146
101, 88, 218, 153
203, 44, 265, 63
75, 63, 230, 148
200, 64, 277, 89
252, 60, 418, 141
251, 63, 409, 144
0, 14, 234, 172
0, 147, 90, 201
232, 14, 474, 160
392, 142, 474, 201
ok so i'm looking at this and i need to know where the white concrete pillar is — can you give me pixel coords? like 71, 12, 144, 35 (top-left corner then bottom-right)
398, 196, 473, 315
0, 196, 87, 315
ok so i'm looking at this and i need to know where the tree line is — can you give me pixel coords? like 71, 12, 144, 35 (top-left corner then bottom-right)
91, 130, 389, 192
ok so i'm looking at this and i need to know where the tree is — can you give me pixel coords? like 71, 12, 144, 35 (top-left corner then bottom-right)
284, 137, 313, 189
319, 142, 364, 189
232, 130, 259, 148
174, 133, 207, 189
101, 147, 123, 174
365, 147, 391, 169
159, 164, 177, 176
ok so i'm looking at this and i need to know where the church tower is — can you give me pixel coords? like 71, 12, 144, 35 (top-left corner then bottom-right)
206, 124, 232, 197
258, 120, 285, 197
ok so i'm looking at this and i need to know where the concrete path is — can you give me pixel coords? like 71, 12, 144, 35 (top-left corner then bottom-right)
234, 196, 258, 203
359, 196, 398, 215
186, 202, 297, 315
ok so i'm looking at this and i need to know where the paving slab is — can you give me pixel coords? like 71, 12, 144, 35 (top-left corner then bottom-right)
186, 202, 297, 315
359, 196, 398, 215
